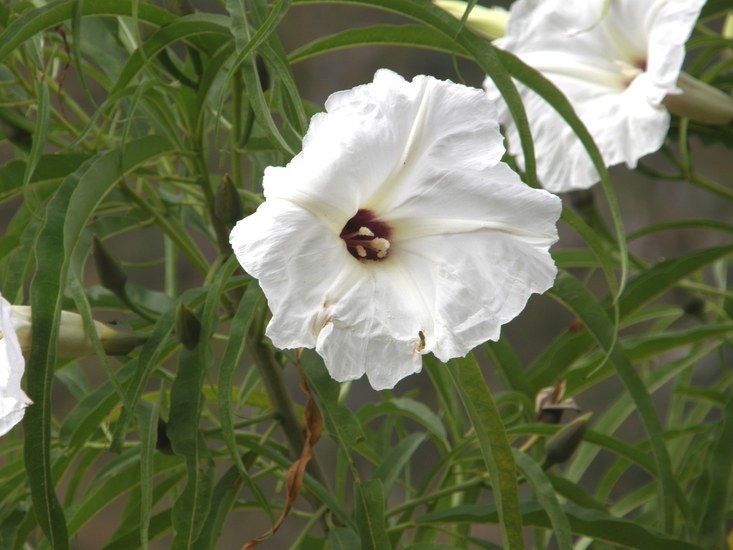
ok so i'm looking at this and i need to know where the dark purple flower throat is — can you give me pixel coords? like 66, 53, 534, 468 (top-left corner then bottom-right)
340, 209, 393, 262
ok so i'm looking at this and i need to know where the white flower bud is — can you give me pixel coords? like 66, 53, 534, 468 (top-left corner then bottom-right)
10, 305, 138, 358
664, 72, 733, 125
433, 1, 508, 40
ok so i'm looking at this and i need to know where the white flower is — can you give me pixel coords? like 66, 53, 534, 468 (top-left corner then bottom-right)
230, 69, 561, 390
485, 0, 706, 193
1, 293, 32, 437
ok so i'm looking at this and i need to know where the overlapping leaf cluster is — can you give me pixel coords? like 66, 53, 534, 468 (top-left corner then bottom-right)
1, 1, 732, 548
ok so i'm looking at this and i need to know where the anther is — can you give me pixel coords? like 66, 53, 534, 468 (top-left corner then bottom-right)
340, 209, 394, 262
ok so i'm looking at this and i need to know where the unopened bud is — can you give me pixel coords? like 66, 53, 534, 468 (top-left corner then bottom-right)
568, 190, 594, 212
175, 303, 201, 350
92, 235, 128, 296
664, 72, 733, 125
434, 1, 509, 40
157, 418, 174, 454
543, 412, 591, 469
214, 174, 244, 229
10, 305, 139, 357
256, 56, 270, 92
723, 11, 733, 41
535, 381, 579, 424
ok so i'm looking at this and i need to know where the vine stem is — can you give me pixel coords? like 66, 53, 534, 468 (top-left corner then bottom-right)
248, 339, 330, 498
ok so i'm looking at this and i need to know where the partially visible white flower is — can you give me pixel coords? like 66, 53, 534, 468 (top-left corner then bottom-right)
1, 293, 32, 437
230, 69, 561, 390
484, 0, 707, 192
433, 0, 509, 40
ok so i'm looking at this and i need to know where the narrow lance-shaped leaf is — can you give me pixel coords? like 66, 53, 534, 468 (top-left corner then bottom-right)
25, 136, 174, 548
549, 271, 678, 530
446, 354, 524, 549
168, 257, 240, 547
354, 479, 392, 550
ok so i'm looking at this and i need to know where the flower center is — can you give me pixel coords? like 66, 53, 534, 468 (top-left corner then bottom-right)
340, 209, 393, 261
616, 59, 647, 88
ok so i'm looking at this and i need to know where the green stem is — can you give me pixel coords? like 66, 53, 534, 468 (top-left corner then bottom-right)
231, 69, 244, 189
248, 339, 329, 490
689, 172, 733, 202
386, 476, 486, 518
118, 181, 209, 276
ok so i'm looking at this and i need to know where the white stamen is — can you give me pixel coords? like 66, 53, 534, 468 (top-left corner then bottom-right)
358, 226, 375, 237
356, 244, 367, 258
372, 238, 391, 259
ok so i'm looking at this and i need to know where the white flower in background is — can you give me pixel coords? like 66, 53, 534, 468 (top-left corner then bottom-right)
484, 0, 708, 193
1, 293, 32, 437
230, 69, 561, 390
433, 0, 509, 40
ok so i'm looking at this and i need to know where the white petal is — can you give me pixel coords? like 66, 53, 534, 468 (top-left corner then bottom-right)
488, 0, 705, 192
388, 158, 559, 234
1, 293, 32, 437
230, 199, 352, 349
488, 75, 670, 192
264, 69, 504, 222
392, 178, 560, 361
644, 0, 706, 102
315, 263, 428, 390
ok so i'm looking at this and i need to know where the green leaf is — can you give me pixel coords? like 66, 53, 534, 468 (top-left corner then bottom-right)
109, 13, 230, 96
110, 305, 178, 451
357, 398, 447, 445
483, 339, 531, 395
216, 282, 271, 516
617, 244, 733, 320
24, 135, 174, 548
329, 527, 361, 550
445, 354, 523, 549
104, 510, 173, 550
560, 206, 619, 295
624, 324, 733, 361
288, 24, 462, 64
374, 433, 426, 495
66, 452, 180, 536
0, 0, 175, 63
418, 502, 701, 549
58, 360, 137, 449
136, 400, 159, 550
529, 244, 733, 388
691, 390, 733, 547
549, 271, 678, 530
354, 479, 391, 550
168, 257, 239, 547
21, 78, 49, 196
191, 465, 241, 549
513, 451, 572, 550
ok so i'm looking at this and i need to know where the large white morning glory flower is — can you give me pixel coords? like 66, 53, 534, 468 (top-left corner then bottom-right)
230, 69, 561, 390
484, 0, 706, 193
1, 293, 32, 437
